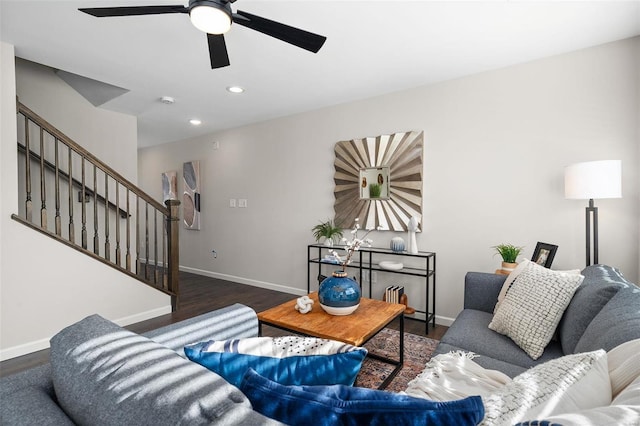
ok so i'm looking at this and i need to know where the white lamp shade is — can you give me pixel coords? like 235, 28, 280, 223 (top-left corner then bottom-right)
564, 160, 622, 200
190, 5, 231, 34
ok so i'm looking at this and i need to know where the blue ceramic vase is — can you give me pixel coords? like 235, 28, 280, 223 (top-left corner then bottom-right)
318, 270, 361, 315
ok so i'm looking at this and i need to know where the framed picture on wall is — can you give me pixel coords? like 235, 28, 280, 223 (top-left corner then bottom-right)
161, 170, 178, 202
183, 160, 201, 230
531, 242, 558, 268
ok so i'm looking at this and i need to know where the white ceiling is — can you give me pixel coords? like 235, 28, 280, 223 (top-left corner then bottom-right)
2, 1, 639, 148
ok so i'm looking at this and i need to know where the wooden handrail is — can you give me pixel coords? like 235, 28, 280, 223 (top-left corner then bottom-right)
15, 100, 181, 309
17, 102, 166, 212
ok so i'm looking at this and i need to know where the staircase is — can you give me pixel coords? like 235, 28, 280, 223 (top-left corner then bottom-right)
13, 101, 181, 310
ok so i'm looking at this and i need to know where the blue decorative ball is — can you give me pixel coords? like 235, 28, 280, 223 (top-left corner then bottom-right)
318, 271, 361, 316
390, 237, 405, 253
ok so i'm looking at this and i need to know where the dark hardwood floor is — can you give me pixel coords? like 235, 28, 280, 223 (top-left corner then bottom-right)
0, 271, 447, 378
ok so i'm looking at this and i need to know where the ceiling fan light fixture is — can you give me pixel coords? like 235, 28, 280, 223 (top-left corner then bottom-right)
189, 1, 232, 34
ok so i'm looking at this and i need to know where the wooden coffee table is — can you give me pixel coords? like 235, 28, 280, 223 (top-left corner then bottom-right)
257, 292, 405, 389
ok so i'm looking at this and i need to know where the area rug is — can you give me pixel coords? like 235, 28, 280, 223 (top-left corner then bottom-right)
357, 328, 439, 393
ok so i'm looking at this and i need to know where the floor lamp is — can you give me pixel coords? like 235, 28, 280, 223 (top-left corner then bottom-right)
564, 160, 622, 267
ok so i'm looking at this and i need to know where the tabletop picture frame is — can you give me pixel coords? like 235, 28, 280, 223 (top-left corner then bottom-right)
531, 242, 558, 268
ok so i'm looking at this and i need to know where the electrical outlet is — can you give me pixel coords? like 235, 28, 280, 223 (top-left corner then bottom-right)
229, 198, 236, 208
371, 271, 378, 283
362, 270, 369, 282
238, 199, 248, 208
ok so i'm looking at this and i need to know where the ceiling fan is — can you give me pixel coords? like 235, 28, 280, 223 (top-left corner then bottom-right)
79, 0, 327, 69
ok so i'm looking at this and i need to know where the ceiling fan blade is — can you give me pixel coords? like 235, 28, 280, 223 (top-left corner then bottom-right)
207, 34, 231, 69
233, 10, 326, 53
79, 5, 188, 18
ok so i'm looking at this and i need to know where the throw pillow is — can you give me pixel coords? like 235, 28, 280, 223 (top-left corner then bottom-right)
557, 265, 625, 354
184, 336, 367, 387
494, 259, 581, 314
494, 259, 532, 313
489, 261, 584, 359
483, 350, 611, 426
49, 314, 274, 426
514, 374, 640, 426
607, 338, 640, 397
573, 283, 640, 354
239, 368, 485, 426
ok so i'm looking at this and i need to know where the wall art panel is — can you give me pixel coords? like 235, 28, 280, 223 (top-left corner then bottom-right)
183, 160, 201, 230
334, 131, 423, 232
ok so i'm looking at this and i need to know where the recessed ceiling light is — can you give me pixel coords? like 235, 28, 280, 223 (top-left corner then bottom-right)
160, 96, 175, 104
189, 119, 202, 126
226, 86, 245, 94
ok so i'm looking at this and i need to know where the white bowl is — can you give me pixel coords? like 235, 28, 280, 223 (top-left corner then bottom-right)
320, 303, 360, 316
379, 261, 403, 271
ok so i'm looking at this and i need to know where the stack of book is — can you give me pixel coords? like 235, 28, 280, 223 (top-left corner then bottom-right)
384, 285, 404, 304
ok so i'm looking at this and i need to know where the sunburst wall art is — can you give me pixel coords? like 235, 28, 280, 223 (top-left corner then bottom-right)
333, 131, 423, 232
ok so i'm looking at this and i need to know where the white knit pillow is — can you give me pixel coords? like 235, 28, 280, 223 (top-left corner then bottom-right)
489, 261, 583, 359
482, 350, 611, 426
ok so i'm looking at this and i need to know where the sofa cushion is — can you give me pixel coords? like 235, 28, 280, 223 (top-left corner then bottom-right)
558, 265, 625, 354
50, 314, 280, 426
184, 336, 367, 387
489, 261, 583, 359
433, 342, 527, 378
575, 283, 640, 353
239, 368, 485, 426
0, 386, 75, 425
441, 309, 564, 370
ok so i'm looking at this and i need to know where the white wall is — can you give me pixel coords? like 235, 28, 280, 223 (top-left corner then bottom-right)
138, 38, 639, 325
15, 58, 138, 182
0, 45, 171, 360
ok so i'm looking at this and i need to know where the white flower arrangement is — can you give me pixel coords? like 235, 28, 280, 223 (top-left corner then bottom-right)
330, 218, 382, 272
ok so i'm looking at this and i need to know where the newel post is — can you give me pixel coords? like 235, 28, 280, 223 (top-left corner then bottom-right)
166, 199, 181, 311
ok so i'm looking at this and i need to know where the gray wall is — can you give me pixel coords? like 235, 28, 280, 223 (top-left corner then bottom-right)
139, 37, 639, 325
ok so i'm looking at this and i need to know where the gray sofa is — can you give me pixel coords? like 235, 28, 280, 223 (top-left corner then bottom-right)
3, 264, 637, 425
434, 264, 640, 377
0, 304, 284, 425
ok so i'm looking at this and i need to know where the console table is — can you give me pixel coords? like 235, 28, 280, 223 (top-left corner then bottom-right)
307, 244, 436, 333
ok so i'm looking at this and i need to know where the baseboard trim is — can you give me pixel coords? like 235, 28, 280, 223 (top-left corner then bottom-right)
0, 306, 172, 361
179, 266, 308, 297
111, 306, 173, 328
0, 338, 51, 362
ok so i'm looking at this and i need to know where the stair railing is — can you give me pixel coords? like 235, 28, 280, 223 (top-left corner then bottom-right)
13, 101, 180, 310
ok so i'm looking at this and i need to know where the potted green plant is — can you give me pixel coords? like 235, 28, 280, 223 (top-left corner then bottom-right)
368, 183, 382, 198
312, 220, 343, 247
493, 243, 524, 273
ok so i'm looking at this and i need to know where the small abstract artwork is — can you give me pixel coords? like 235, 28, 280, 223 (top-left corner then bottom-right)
161, 170, 178, 202
183, 160, 201, 230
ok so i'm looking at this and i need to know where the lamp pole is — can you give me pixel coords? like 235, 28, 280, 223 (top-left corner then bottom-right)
585, 198, 598, 266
